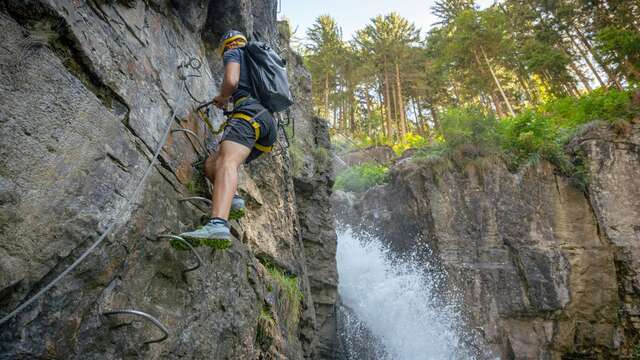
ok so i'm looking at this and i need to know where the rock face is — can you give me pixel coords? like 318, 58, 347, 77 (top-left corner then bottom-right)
292, 116, 339, 359
0, 1, 337, 359
354, 123, 640, 358
278, 23, 339, 357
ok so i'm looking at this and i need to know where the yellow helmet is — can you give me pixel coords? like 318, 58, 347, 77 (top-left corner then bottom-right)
219, 30, 247, 56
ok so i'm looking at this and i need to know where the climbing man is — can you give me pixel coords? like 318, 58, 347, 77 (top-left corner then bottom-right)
179, 30, 278, 245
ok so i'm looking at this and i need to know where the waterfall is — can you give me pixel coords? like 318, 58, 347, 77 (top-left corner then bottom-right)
337, 227, 475, 360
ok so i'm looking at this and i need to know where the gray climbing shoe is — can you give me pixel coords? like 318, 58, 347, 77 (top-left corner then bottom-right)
229, 194, 246, 220
179, 219, 232, 250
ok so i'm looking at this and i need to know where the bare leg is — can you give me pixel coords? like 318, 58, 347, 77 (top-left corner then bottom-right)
211, 140, 251, 220
204, 152, 217, 182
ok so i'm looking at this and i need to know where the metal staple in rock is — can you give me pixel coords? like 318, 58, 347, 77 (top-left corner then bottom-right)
157, 234, 203, 273
101, 309, 170, 344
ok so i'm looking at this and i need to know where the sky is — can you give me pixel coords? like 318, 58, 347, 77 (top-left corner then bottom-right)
279, 0, 495, 43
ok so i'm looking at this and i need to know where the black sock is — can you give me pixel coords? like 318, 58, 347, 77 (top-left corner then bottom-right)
210, 217, 228, 224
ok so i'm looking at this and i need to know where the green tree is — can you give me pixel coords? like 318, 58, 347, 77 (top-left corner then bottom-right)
305, 15, 344, 120
354, 13, 420, 141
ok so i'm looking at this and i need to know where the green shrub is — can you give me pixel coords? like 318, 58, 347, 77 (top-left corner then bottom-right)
498, 110, 563, 167
414, 141, 451, 161
439, 106, 499, 148
540, 88, 635, 128
497, 89, 637, 171
405, 90, 638, 187
391, 132, 429, 155
334, 163, 389, 193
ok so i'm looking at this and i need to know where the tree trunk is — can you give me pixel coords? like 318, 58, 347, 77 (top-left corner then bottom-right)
324, 74, 330, 118
395, 62, 407, 140
377, 79, 388, 139
516, 75, 534, 103
410, 97, 419, 134
489, 91, 505, 117
568, 61, 593, 92
566, 31, 608, 88
572, 24, 624, 90
411, 96, 426, 135
391, 82, 401, 141
349, 88, 356, 133
429, 105, 439, 131
365, 87, 373, 137
341, 91, 346, 130
383, 59, 394, 140
415, 96, 426, 128
480, 46, 515, 117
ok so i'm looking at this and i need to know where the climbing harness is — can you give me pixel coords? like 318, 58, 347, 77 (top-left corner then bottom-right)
101, 309, 170, 345
215, 96, 273, 153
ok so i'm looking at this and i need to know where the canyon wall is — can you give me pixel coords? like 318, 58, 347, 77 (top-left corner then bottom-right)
351, 123, 640, 358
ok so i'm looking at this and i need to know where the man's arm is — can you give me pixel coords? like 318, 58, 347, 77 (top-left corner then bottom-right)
213, 62, 240, 108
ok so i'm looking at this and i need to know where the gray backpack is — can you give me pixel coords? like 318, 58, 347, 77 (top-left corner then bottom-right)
244, 41, 293, 113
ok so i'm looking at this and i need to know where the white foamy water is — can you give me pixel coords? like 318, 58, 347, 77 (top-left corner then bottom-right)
337, 228, 471, 360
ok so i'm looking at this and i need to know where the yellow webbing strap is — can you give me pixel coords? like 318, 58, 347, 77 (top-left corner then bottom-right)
230, 112, 273, 152
254, 143, 273, 153
197, 109, 216, 133
231, 112, 261, 138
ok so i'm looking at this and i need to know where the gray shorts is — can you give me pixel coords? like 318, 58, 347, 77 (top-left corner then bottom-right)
220, 100, 277, 163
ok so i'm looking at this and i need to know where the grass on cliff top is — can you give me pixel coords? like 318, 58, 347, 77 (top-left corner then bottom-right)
413, 89, 638, 182
334, 162, 390, 193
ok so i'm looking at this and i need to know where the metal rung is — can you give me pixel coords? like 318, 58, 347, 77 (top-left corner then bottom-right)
171, 128, 208, 156
102, 309, 169, 344
178, 196, 212, 205
157, 234, 202, 273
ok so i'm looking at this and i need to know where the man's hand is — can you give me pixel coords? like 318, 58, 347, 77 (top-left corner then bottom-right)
213, 95, 229, 109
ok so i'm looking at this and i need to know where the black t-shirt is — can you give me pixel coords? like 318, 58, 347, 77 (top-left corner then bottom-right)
222, 47, 254, 102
